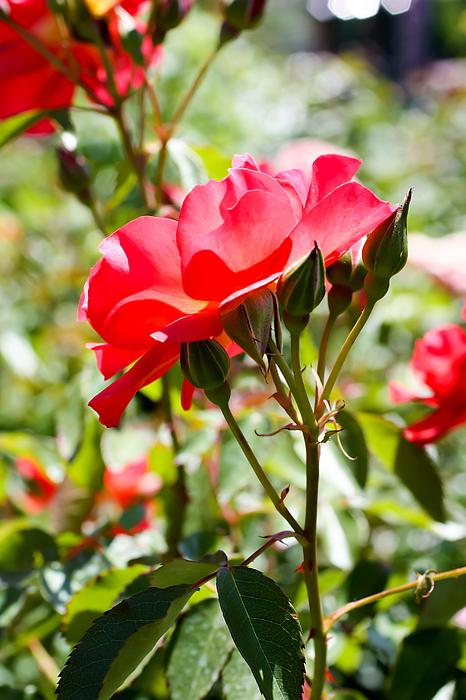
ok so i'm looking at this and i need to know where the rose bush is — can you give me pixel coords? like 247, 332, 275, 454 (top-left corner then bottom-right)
80, 152, 395, 426
0, 0, 161, 131
390, 320, 466, 443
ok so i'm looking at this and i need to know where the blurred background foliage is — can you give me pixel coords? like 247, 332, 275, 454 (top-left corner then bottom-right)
0, 1, 465, 699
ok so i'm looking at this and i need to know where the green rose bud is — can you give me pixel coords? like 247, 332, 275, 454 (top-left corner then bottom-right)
363, 272, 390, 305
326, 252, 352, 287
180, 340, 230, 391
219, 0, 267, 45
277, 242, 326, 321
328, 284, 353, 317
151, 0, 194, 44
362, 190, 411, 281
221, 289, 274, 370
56, 146, 92, 206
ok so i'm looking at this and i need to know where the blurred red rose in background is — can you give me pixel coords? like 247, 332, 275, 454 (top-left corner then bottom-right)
390, 323, 466, 444
0, 0, 161, 132
15, 456, 58, 513
15, 454, 160, 533
81, 152, 395, 427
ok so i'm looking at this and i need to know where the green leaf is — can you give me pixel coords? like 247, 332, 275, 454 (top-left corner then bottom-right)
149, 554, 226, 588
388, 628, 462, 700
192, 145, 231, 180
63, 564, 149, 643
216, 565, 305, 700
0, 111, 47, 148
57, 584, 193, 700
337, 410, 369, 487
344, 559, 390, 623
357, 413, 445, 521
0, 520, 57, 575
0, 109, 71, 148
167, 599, 234, 700
394, 439, 446, 522
418, 577, 466, 629
222, 649, 262, 700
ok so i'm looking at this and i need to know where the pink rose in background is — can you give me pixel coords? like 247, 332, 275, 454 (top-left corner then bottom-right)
407, 231, 466, 296
390, 322, 466, 444
81, 152, 395, 427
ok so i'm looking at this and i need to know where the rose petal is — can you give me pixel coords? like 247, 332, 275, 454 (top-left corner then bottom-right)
289, 181, 395, 267
411, 324, 466, 398
87, 342, 143, 379
306, 154, 362, 210
178, 169, 297, 300
89, 342, 179, 427
84, 216, 204, 348
403, 404, 466, 445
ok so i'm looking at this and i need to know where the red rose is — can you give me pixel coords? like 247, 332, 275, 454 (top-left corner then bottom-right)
103, 456, 161, 509
390, 323, 466, 444
81, 153, 395, 427
0, 0, 161, 132
15, 456, 58, 512
102, 456, 161, 534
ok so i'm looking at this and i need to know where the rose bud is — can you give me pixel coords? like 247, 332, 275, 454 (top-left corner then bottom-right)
151, 0, 194, 43
326, 252, 352, 287
221, 289, 274, 370
56, 146, 92, 206
180, 339, 231, 405
363, 189, 411, 282
277, 242, 325, 333
220, 0, 267, 44
326, 252, 353, 317
223, 0, 267, 29
327, 284, 353, 317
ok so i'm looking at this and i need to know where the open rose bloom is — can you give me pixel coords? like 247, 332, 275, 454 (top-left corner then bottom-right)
80, 153, 395, 427
390, 321, 466, 444
0, 0, 161, 131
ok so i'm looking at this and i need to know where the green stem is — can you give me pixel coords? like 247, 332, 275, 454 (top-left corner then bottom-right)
290, 332, 319, 439
145, 77, 164, 128
316, 314, 336, 385
219, 402, 305, 536
320, 304, 374, 407
87, 197, 107, 236
114, 105, 154, 211
302, 439, 326, 700
288, 331, 326, 699
267, 339, 301, 411
326, 565, 466, 632
91, 22, 154, 211
241, 531, 301, 567
154, 137, 169, 211
269, 360, 300, 424
171, 46, 220, 126
152, 46, 220, 210
161, 373, 187, 558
